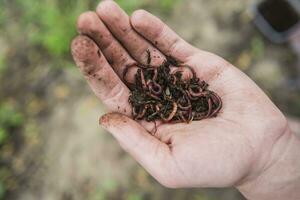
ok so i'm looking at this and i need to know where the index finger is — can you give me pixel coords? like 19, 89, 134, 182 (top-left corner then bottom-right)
71, 35, 131, 115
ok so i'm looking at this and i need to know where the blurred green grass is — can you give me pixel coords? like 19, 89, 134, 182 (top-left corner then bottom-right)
0, 0, 179, 65
0, 102, 24, 145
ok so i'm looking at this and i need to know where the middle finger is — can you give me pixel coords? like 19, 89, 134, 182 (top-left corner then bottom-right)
77, 11, 138, 83
96, 0, 166, 66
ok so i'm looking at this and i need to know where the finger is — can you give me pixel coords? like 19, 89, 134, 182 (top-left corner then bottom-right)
96, 1, 165, 66
131, 10, 198, 62
76, 11, 137, 82
100, 112, 177, 187
71, 35, 131, 115
131, 9, 231, 94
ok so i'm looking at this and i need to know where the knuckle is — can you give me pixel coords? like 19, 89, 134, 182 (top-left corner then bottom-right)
166, 37, 181, 55
153, 23, 165, 41
102, 82, 127, 102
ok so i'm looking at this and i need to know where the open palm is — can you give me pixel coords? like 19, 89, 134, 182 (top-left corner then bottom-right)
71, 1, 288, 189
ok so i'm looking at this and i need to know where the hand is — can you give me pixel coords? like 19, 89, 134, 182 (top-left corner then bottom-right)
71, 1, 300, 199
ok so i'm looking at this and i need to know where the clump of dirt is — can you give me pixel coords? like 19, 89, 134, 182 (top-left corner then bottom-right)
127, 55, 222, 127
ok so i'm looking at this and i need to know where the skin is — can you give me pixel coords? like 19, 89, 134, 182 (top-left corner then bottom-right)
71, 1, 300, 199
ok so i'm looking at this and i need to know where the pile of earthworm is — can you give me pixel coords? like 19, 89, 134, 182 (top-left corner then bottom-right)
124, 53, 222, 125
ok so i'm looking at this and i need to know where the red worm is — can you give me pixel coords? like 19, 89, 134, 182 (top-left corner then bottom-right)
193, 111, 207, 120
177, 64, 197, 80
147, 92, 161, 101
178, 111, 187, 123
123, 63, 137, 88
187, 109, 194, 123
152, 69, 158, 82
170, 74, 177, 84
188, 87, 208, 97
140, 70, 147, 90
136, 105, 149, 119
132, 106, 139, 119
148, 81, 162, 95
160, 102, 178, 122
186, 89, 199, 100
151, 120, 157, 135
205, 97, 213, 118
209, 91, 222, 117
155, 103, 163, 112
171, 68, 184, 76
177, 95, 192, 110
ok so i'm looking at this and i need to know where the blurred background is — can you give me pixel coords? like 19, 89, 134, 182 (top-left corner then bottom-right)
1, 0, 300, 199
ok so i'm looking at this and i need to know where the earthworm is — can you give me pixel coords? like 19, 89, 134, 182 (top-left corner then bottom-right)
160, 101, 178, 122
126, 53, 222, 125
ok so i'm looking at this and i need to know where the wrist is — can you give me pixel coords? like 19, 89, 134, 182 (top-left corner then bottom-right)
237, 128, 300, 200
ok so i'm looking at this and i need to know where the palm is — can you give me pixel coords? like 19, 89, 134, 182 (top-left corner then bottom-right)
156, 52, 286, 187
71, 1, 287, 188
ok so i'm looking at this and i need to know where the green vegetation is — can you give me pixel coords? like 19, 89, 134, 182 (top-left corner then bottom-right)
0, 102, 23, 145
251, 36, 265, 59
1, 0, 180, 66
10, 0, 95, 59
0, 102, 24, 199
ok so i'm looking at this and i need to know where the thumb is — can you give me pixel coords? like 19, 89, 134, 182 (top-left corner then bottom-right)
99, 112, 172, 183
